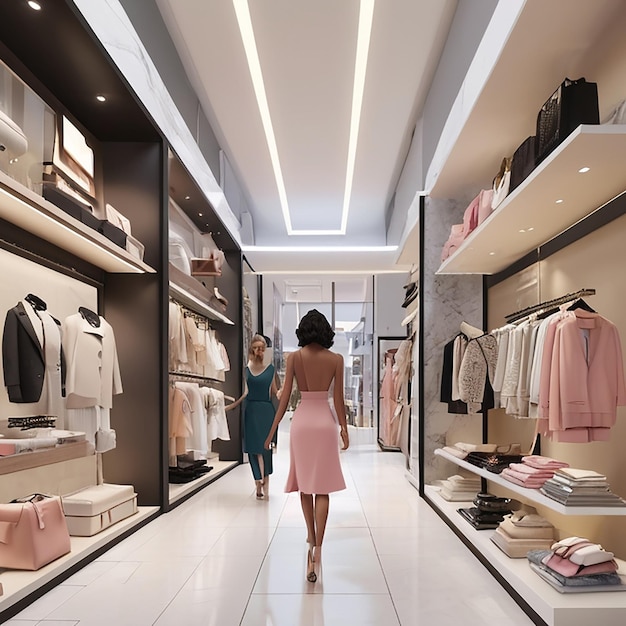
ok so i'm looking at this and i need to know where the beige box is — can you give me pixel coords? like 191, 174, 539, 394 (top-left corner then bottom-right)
62, 483, 137, 537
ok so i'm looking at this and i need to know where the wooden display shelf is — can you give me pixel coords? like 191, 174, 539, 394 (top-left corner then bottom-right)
436, 125, 626, 275
425, 485, 626, 626
434, 448, 626, 516
0, 441, 90, 476
0, 172, 154, 274
169, 263, 235, 325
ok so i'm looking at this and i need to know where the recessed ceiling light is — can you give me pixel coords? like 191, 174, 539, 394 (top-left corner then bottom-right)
27, 1, 41, 10
9, 158, 18, 164
184, 195, 191, 200
489, 252, 496, 256
198, 212, 203, 217
527, 227, 534, 231
519, 229, 526, 233
579, 166, 590, 173
240, 244, 399, 252
96, 94, 106, 102
556, 199, 564, 204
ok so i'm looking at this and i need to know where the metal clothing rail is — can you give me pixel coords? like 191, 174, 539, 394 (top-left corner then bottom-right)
504, 288, 596, 323
169, 296, 212, 327
168, 371, 223, 384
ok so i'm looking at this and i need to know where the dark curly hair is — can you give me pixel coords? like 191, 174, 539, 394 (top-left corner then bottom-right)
296, 309, 334, 348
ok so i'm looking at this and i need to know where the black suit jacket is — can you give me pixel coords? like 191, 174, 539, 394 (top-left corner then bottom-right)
2, 302, 65, 403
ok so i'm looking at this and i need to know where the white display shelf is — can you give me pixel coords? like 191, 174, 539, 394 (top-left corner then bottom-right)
434, 448, 626, 516
0, 506, 159, 617
437, 125, 626, 275
169, 459, 238, 505
425, 485, 626, 626
169, 281, 235, 325
0, 172, 155, 274
168, 263, 235, 325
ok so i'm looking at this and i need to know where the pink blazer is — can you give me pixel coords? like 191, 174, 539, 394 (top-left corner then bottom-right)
547, 311, 626, 442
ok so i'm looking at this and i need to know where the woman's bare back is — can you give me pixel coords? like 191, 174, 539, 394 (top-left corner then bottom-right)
293, 345, 340, 392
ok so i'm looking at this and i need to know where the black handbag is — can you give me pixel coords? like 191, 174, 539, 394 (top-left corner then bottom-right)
509, 135, 536, 192
535, 77, 599, 165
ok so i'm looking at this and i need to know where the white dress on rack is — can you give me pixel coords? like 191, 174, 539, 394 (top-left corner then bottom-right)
203, 387, 230, 441
174, 382, 208, 455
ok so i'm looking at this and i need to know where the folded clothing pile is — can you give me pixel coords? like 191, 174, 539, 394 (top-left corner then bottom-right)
465, 444, 524, 474
442, 442, 499, 460
501, 455, 569, 489
458, 493, 517, 530
0, 430, 87, 456
438, 474, 482, 501
528, 537, 625, 593
491, 506, 556, 558
540, 468, 626, 507
168, 457, 213, 483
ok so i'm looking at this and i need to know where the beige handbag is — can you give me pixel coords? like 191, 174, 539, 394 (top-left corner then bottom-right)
491, 157, 512, 210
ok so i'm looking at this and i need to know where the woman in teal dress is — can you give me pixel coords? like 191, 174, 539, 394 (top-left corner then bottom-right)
227, 335, 278, 498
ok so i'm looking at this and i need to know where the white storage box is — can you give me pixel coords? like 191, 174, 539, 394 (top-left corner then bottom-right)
61, 483, 137, 537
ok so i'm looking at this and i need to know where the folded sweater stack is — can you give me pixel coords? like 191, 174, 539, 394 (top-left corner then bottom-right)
491, 507, 556, 558
501, 455, 569, 489
540, 468, 626, 507
439, 474, 482, 501
528, 537, 625, 593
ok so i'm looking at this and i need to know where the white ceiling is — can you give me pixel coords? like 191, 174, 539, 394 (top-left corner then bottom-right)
155, 0, 457, 273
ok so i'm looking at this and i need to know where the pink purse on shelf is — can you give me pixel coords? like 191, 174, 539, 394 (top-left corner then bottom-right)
441, 224, 465, 262
0, 494, 71, 570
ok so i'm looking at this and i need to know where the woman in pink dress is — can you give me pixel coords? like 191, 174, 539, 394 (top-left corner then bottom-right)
265, 309, 349, 583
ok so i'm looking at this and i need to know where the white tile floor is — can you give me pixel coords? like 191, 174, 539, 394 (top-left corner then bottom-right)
8, 421, 536, 626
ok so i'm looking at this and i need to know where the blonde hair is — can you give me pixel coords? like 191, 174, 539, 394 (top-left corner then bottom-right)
248, 334, 267, 356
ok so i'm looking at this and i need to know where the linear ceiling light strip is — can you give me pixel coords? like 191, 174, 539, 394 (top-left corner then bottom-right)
241, 245, 397, 252
235, 0, 375, 237
233, 0, 293, 234
340, 0, 375, 235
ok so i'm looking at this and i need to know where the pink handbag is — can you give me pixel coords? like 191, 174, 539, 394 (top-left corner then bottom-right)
441, 224, 465, 262
476, 189, 494, 225
0, 494, 71, 570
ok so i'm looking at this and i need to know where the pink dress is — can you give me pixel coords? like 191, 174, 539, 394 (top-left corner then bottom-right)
285, 358, 346, 494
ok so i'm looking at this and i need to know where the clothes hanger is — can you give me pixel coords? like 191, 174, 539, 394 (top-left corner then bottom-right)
24, 293, 47, 311
78, 306, 101, 327
566, 298, 596, 313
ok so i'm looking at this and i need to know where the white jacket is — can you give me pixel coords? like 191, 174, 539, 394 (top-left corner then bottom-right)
63, 313, 123, 409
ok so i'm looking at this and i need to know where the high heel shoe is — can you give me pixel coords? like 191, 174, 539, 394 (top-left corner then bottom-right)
306, 544, 317, 583
255, 480, 264, 499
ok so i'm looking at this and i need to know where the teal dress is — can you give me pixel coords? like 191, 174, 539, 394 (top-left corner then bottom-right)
243, 364, 275, 480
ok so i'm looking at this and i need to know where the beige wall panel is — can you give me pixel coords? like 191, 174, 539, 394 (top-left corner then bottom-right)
0, 455, 97, 503
487, 265, 539, 330
578, 6, 626, 119
487, 212, 626, 558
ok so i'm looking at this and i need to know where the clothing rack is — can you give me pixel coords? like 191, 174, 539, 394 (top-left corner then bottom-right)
169, 297, 212, 327
168, 371, 224, 385
504, 288, 596, 323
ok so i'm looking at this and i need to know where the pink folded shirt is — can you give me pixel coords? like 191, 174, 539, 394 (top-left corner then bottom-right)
544, 553, 618, 577
508, 463, 555, 478
523, 455, 569, 470
501, 468, 547, 489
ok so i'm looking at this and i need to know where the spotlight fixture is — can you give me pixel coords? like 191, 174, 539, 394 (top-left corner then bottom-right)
184, 195, 191, 200
96, 94, 106, 102
578, 166, 590, 173
28, 1, 42, 11
198, 213, 203, 217
556, 199, 564, 204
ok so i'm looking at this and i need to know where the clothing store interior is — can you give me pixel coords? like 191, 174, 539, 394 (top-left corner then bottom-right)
1, 1, 626, 625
